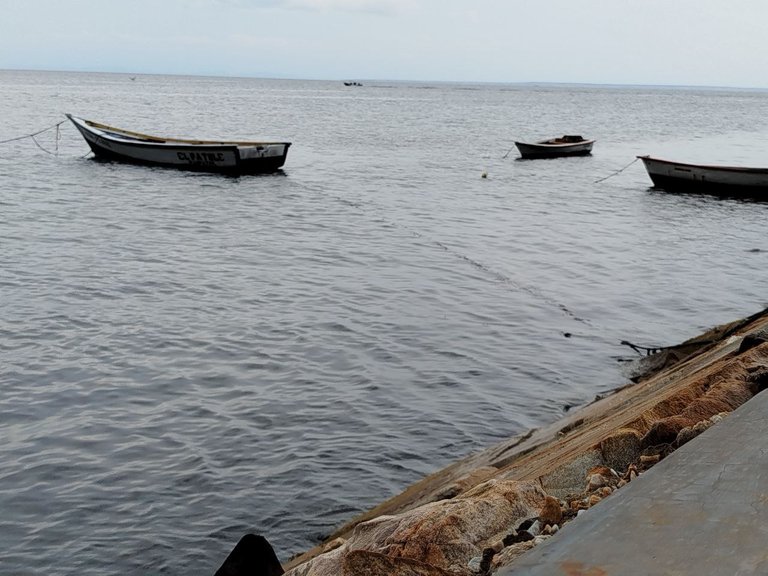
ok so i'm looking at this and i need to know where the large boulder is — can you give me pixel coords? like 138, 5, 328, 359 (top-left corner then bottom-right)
285, 480, 546, 576
285, 547, 346, 576
342, 550, 466, 576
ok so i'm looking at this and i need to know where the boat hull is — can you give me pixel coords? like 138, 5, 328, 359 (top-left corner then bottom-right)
67, 114, 290, 174
515, 140, 594, 159
638, 156, 768, 198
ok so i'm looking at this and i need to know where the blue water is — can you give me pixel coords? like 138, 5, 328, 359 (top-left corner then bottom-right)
2, 70, 768, 574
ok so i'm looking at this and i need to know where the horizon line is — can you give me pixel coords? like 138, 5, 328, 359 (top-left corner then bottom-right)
2, 66, 767, 92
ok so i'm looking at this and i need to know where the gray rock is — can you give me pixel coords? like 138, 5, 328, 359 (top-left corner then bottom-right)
738, 329, 768, 353
599, 428, 642, 473
540, 449, 605, 499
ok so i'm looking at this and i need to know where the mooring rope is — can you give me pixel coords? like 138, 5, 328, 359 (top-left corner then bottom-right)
502, 146, 516, 160
429, 237, 592, 325
330, 191, 592, 326
1, 120, 92, 158
620, 340, 668, 356
30, 134, 58, 156
594, 157, 639, 184
620, 338, 719, 356
0, 120, 66, 146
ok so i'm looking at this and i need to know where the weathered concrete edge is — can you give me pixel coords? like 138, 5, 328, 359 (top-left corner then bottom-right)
498, 382, 768, 575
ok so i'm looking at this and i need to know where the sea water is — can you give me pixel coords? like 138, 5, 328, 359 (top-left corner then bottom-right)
2, 70, 768, 574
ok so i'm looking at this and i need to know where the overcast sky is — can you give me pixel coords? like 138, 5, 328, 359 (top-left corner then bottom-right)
2, 0, 767, 87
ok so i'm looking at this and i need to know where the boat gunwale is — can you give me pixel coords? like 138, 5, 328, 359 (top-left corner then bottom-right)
516, 139, 595, 149
68, 115, 290, 148
637, 155, 768, 175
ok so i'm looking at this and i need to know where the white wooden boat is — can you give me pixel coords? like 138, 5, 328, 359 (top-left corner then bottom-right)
514, 135, 595, 159
638, 155, 768, 198
67, 114, 291, 174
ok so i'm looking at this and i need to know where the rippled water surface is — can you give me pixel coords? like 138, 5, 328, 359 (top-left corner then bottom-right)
2, 71, 768, 574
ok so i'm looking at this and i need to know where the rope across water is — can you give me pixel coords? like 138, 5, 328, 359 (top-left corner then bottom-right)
0, 120, 65, 146
594, 156, 639, 183
0, 119, 91, 157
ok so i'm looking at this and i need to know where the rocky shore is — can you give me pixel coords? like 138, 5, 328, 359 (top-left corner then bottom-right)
216, 308, 768, 576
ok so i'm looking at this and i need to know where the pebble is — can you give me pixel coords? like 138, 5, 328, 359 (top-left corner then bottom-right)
542, 524, 559, 535
640, 454, 661, 466
538, 495, 563, 527
468, 556, 482, 572
528, 520, 541, 536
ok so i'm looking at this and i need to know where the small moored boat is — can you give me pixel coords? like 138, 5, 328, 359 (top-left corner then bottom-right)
67, 114, 291, 174
638, 155, 768, 198
514, 135, 595, 159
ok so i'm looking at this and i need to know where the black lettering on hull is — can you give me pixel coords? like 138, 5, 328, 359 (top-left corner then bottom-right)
177, 151, 227, 166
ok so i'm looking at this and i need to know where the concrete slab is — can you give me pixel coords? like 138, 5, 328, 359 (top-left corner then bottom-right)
499, 391, 768, 576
